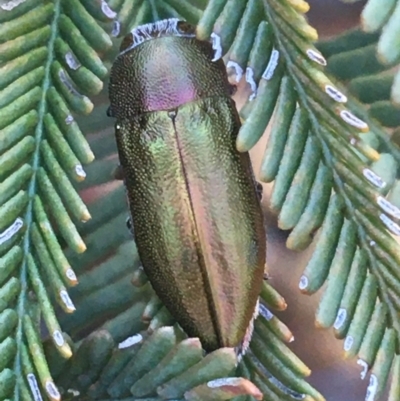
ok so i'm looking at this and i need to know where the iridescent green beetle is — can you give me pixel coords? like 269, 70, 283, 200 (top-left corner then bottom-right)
108, 18, 266, 354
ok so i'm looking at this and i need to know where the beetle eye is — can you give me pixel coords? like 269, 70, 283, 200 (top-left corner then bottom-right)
177, 21, 196, 35
120, 33, 134, 52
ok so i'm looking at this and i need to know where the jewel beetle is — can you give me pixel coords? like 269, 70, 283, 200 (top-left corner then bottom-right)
108, 18, 266, 353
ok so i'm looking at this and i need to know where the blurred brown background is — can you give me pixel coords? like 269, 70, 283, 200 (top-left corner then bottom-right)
248, 1, 380, 400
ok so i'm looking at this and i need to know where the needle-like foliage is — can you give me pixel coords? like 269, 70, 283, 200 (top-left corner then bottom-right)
0, 1, 399, 401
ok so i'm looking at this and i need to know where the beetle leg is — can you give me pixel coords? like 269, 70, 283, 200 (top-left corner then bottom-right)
126, 216, 134, 236
256, 182, 263, 201
113, 164, 125, 180
106, 105, 115, 117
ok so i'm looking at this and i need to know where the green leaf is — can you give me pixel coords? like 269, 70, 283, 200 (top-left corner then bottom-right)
2, 1, 400, 401
0, 0, 115, 399
192, 0, 400, 400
